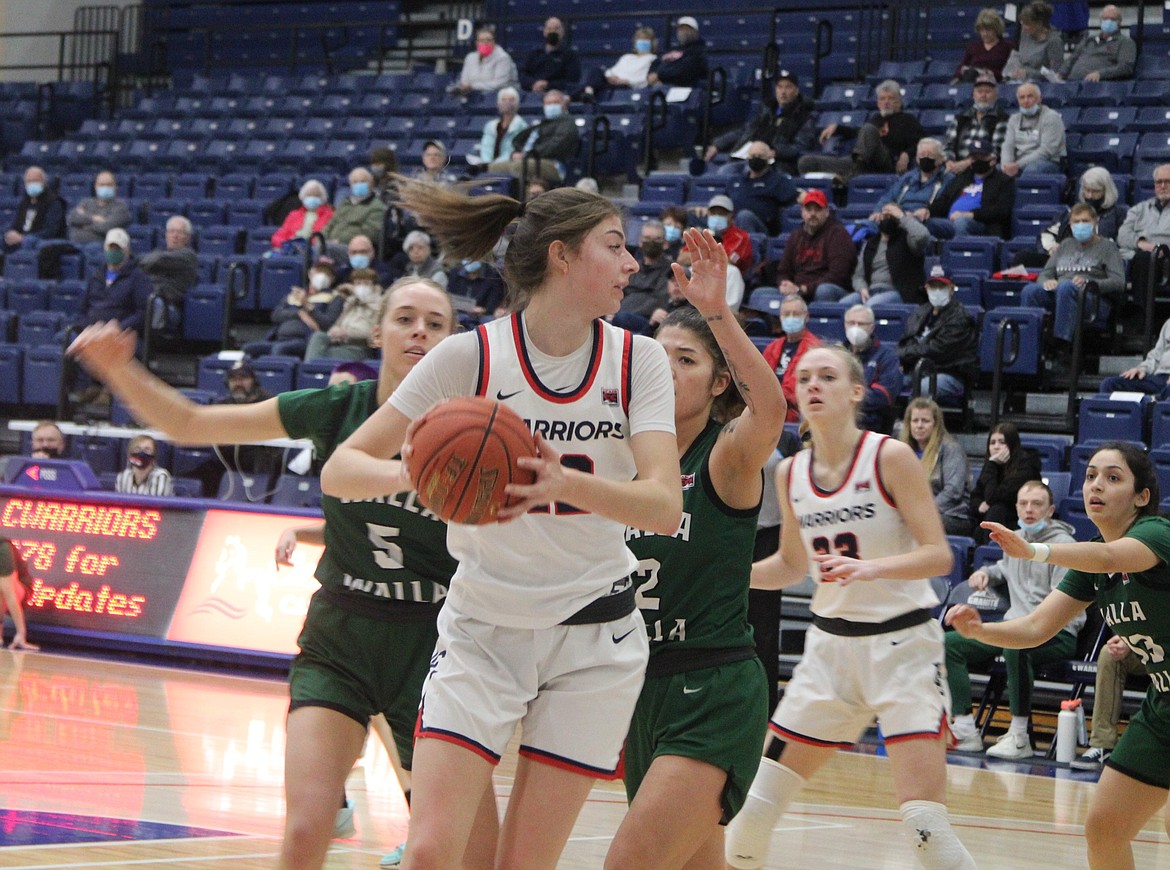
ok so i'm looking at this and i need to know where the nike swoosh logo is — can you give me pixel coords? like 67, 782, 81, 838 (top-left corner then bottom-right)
612, 628, 637, 644
682, 686, 702, 694
496, 389, 522, 400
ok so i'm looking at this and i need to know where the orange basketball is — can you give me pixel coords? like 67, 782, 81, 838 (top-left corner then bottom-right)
411, 396, 538, 525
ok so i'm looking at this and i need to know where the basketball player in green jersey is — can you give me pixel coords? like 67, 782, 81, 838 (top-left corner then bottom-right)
68, 279, 499, 870
950, 441, 1170, 870
608, 228, 787, 868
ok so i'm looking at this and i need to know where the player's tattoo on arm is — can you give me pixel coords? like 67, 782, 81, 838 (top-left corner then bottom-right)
723, 356, 754, 411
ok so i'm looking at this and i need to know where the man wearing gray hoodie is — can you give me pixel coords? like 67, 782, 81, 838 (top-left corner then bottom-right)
945, 480, 1086, 758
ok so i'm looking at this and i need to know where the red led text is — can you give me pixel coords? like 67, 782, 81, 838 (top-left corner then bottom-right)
26, 579, 146, 618
2, 499, 161, 539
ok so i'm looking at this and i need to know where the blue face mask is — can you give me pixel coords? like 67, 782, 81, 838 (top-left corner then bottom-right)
664, 224, 682, 243
1020, 104, 1040, 117
1018, 518, 1048, 535
1071, 222, 1095, 242
635, 39, 652, 53
348, 254, 370, 270
1100, 19, 1119, 34
463, 259, 482, 273
781, 316, 805, 335
707, 215, 729, 233
973, 101, 995, 112
543, 104, 563, 119
350, 181, 370, 198
25, 182, 43, 198
95, 185, 116, 200
303, 196, 322, 211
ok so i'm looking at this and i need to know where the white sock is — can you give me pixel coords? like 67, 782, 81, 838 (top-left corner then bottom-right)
951, 714, 976, 736
725, 758, 805, 870
900, 800, 977, 870
1009, 716, 1030, 734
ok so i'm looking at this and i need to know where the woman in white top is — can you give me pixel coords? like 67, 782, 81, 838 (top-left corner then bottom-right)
725, 345, 976, 870
321, 177, 683, 870
581, 26, 657, 101
114, 434, 174, 496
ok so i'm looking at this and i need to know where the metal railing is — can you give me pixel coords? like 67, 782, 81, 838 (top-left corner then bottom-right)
0, 29, 119, 128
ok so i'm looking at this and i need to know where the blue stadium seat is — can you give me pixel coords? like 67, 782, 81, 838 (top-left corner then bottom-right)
217, 470, 274, 502
216, 173, 255, 201
182, 284, 226, 342
258, 257, 302, 310
817, 84, 871, 110
17, 310, 64, 346
745, 287, 784, 318
1057, 495, 1097, 541
1013, 175, 1064, 208
0, 343, 23, 403
190, 200, 226, 226
1077, 396, 1148, 444
5, 282, 48, 314
979, 307, 1045, 376
806, 303, 847, 343
1043, 471, 1072, 507
77, 436, 120, 475
941, 237, 998, 275
1071, 106, 1137, 134
640, 175, 689, 204
869, 304, 914, 344
918, 83, 971, 109
1012, 205, 1058, 240
252, 355, 298, 395
1150, 448, 1170, 504
22, 343, 63, 405
171, 446, 217, 478
1151, 400, 1170, 448
227, 199, 267, 231
3, 251, 39, 282
196, 354, 237, 392
846, 174, 896, 207
1071, 133, 1138, 173
1070, 80, 1132, 107
0, 308, 15, 342
294, 358, 337, 390
1019, 433, 1072, 472
197, 225, 243, 257
270, 474, 322, 508
171, 477, 204, 498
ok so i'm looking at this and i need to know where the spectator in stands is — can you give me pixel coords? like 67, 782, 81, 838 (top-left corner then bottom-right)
762, 295, 820, 422
1008, 2, 1065, 81
895, 272, 978, 404
968, 421, 1042, 543
138, 216, 198, 318
29, 421, 66, 459
66, 170, 131, 247
947, 479, 1081, 758
844, 304, 902, 433
0, 536, 36, 650
223, 359, 268, 404
115, 434, 174, 497
928, 137, 1016, 238
415, 140, 459, 187
841, 203, 929, 306
520, 17, 580, 94
304, 268, 383, 362
525, 178, 551, 201
328, 360, 378, 387
323, 167, 386, 258
446, 258, 506, 323
244, 262, 341, 359
1022, 203, 1125, 368
579, 26, 657, 102
478, 87, 528, 165
728, 141, 799, 236
1057, 4, 1136, 81
196, 360, 281, 496
944, 73, 1011, 174
1099, 314, 1170, 398
489, 90, 579, 184
686, 194, 754, 276
452, 26, 518, 95
705, 69, 817, 176
661, 205, 688, 260
868, 137, 953, 227
1071, 633, 1146, 769
389, 230, 448, 290
1040, 166, 1125, 255
647, 16, 707, 87
333, 234, 391, 286
611, 220, 672, 335
5, 166, 65, 255
647, 268, 691, 330
900, 397, 971, 534
73, 228, 153, 333
369, 146, 399, 202
953, 7, 1015, 82
769, 190, 856, 302
270, 179, 333, 252
799, 79, 924, 179
1118, 164, 1170, 302
1000, 83, 1066, 177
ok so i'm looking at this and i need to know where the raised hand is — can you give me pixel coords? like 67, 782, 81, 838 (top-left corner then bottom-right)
67, 321, 138, 379
672, 227, 729, 316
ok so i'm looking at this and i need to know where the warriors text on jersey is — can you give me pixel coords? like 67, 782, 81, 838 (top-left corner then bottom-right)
787, 430, 939, 622
628, 418, 759, 656
278, 379, 456, 611
1059, 515, 1170, 695
389, 312, 676, 629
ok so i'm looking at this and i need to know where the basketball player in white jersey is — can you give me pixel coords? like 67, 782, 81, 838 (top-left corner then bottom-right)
725, 346, 978, 870
321, 178, 684, 870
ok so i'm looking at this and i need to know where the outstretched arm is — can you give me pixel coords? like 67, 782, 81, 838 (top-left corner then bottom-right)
983, 521, 1161, 575
947, 588, 1089, 650
320, 402, 413, 501
752, 458, 811, 590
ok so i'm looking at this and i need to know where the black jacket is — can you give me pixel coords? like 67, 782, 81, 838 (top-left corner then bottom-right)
713, 95, 818, 174
649, 39, 708, 87
896, 297, 978, 379
859, 227, 926, 304
970, 447, 1043, 533
930, 167, 1017, 239
520, 44, 582, 92
513, 115, 580, 161
11, 191, 66, 241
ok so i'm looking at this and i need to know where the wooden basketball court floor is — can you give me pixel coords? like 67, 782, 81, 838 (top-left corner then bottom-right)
2, 648, 1168, 869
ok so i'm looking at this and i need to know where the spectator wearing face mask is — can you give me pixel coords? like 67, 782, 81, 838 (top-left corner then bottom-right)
927, 138, 1016, 239
29, 421, 66, 459
798, 80, 925, 179
5, 166, 65, 255
682, 195, 753, 276
867, 137, 953, 229
843, 304, 902, 433
660, 206, 688, 260
728, 141, 799, 236
489, 90, 579, 184
647, 16, 708, 87
304, 268, 384, 362
611, 221, 673, 335
840, 203, 929, 307
520, 17, 581, 94
244, 263, 342, 359
70, 228, 154, 333
322, 167, 386, 255
1057, 4, 1135, 81
388, 230, 448, 289
1000, 83, 1066, 178
67, 170, 132, 247
115, 434, 174, 496
447, 257, 506, 323
943, 73, 1010, 175
896, 273, 979, 404
452, 26, 519, 96
1040, 167, 1124, 256
334, 234, 392, 286
271, 180, 334, 251
761, 295, 821, 422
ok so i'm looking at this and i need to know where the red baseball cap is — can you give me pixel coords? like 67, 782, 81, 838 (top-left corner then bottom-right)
802, 189, 828, 209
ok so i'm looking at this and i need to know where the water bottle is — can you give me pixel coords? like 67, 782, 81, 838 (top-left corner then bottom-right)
1056, 699, 1080, 763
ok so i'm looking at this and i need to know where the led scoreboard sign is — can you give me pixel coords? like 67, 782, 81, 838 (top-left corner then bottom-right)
0, 490, 324, 659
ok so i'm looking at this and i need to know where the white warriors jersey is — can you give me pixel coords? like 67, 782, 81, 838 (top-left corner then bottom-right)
787, 430, 940, 622
448, 314, 650, 628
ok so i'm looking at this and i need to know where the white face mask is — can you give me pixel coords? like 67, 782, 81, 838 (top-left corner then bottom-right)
353, 284, 374, 302
309, 273, 331, 291
927, 289, 952, 308
845, 325, 870, 347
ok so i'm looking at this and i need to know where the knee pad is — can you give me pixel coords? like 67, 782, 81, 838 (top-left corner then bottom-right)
725, 759, 805, 870
899, 800, 977, 870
